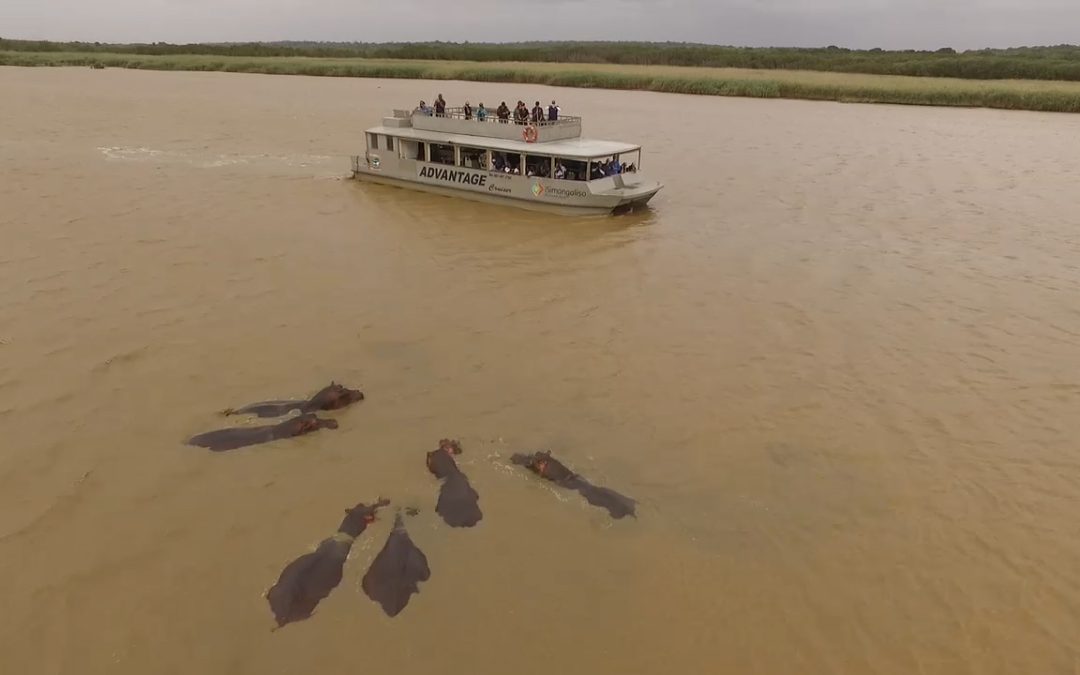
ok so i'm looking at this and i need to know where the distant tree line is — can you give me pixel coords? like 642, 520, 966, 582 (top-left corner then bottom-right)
4, 38, 1080, 81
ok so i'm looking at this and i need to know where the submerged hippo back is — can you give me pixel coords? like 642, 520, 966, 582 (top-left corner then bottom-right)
266, 537, 352, 627
436, 471, 482, 528
361, 516, 431, 617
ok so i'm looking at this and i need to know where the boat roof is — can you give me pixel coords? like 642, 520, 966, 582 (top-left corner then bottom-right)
365, 125, 640, 159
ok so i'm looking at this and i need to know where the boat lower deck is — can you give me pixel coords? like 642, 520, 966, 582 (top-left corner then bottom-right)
351, 155, 661, 215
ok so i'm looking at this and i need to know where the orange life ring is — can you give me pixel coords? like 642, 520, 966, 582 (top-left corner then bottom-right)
523, 125, 538, 143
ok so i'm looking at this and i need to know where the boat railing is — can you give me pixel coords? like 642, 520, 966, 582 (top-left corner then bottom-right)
406, 106, 583, 142
420, 107, 581, 127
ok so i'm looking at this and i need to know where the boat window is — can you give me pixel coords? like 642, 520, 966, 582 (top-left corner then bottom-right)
384, 136, 395, 152
399, 140, 422, 160
459, 147, 487, 170
491, 152, 522, 175
524, 155, 552, 178
557, 159, 587, 181
367, 133, 378, 150
587, 155, 632, 181
429, 143, 455, 166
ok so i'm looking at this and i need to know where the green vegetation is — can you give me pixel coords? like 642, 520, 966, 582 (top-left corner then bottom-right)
5, 50, 1080, 113
5, 38, 1080, 81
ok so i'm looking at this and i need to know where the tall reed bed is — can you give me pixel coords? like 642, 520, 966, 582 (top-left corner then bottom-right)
5, 51, 1080, 113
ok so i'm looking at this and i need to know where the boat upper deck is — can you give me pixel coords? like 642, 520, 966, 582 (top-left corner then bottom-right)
386, 106, 585, 140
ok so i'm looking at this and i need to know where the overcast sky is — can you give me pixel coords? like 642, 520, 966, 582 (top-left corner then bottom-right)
3, 0, 1077, 50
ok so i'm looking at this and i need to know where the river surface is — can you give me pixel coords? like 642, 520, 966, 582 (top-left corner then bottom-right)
2, 67, 1080, 675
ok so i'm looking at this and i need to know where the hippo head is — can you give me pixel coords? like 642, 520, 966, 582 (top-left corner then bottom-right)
337, 498, 390, 537
438, 438, 462, 455
511, 451, 574, 482
311, 382, 364, 411
426, 439, 463, 477
284, 413, 339, 436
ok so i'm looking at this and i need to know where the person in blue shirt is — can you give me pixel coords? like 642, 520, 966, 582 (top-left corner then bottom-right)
476, 103, 488, 121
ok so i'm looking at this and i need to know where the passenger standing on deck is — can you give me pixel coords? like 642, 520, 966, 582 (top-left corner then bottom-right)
463, 101, 473, 120
497, 101, 511, 123
477, 103, 488, 121
548, 100, 559, 121
531, 101, 544, 123
434, 94, 446, 116
515, 101, 529, 124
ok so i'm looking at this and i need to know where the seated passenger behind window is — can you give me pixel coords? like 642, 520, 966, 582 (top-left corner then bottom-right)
554, 163, 566, 180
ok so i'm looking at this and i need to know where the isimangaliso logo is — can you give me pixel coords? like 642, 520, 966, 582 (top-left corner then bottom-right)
531, 182, 546, 198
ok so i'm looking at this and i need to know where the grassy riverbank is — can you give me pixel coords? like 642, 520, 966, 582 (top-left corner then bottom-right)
6, 50, 1080, 113
7, 38, 1080, 81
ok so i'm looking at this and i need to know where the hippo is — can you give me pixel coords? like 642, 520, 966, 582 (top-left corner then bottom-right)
187, 413, 339, 452
361, 511, 430, 618
266, 499, 390, 628
426, 439, 482, 528
222, 382, 364, 419
511, 451, 636, 520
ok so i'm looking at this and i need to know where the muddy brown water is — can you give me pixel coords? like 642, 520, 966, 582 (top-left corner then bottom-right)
2, 67, 1080, 675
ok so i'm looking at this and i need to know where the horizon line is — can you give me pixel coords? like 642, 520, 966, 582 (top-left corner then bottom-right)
4, 36, 1079, 53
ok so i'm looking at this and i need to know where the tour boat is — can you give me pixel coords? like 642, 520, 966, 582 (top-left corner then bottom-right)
351, 107, 662, 215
